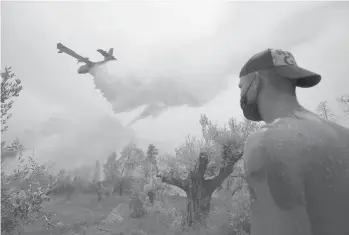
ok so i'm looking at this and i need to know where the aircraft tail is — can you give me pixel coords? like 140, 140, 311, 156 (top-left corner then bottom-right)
108, 48, 114, 56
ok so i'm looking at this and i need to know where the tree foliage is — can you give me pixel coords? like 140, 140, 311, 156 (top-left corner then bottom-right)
142, 144, 159, 183
1, 67, 23, 161
159, 116, 261, 185
1, 67, 57, 234
146, 144, 158, 164
337, 95, 349, 116
316, 101, 336, 121
103, 152, 118, 182
93, 160, 101, 182
91, 160, 103, 201
116, 143, 145, 195
1, 67, 23, 134
1, 156, 58, 234
118, 143, 144, 176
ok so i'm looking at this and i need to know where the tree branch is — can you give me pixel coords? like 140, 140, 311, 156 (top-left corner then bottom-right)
230, 174, 246, 179
207, 152, 244, 192
158, 173, 188, 192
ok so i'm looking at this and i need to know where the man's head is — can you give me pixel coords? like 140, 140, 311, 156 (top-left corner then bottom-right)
238, 49, 321, 122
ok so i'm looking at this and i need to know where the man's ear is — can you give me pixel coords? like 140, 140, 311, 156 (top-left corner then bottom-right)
246, 72, 261, 104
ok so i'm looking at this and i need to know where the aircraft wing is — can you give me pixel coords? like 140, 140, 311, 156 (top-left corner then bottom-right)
57, 43, 92, 65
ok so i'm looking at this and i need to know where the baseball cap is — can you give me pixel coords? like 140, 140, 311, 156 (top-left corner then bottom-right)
239, 49, 321, 88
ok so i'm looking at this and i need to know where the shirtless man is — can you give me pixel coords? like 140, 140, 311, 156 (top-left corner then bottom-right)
239, 49, 349, 235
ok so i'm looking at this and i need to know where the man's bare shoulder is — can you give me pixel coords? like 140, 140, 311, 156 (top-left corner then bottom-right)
268, 111, 349, 148
244, 120, 297, 155
243, 123, 294, 174
244, 127, 267, 152
244, 109, 349, 164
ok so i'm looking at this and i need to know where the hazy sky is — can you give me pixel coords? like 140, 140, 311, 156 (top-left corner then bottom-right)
2, 1, 349, 170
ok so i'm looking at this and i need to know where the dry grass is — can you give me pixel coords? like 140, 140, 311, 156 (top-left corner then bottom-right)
20, 191, 250, 235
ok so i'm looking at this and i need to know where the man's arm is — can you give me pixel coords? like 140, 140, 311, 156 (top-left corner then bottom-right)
243, 129, 268, 185
244, 128, 313, 235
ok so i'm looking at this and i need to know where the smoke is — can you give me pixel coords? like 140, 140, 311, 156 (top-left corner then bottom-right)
88, 36, 235, 125
127, 102, 167, 126
76, 2, 234, 124
91, 63, 233, 124
83, 2, 347, 126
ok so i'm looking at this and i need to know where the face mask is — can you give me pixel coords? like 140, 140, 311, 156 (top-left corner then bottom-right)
240, 73, 262, 122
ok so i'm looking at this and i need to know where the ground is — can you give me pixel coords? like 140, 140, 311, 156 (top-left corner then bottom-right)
19, 190, 247, 235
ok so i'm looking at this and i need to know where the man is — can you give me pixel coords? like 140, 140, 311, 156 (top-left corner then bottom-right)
239, 49, 349, 235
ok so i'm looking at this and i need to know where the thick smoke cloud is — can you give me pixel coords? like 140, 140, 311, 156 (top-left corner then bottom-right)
90, 63, 229, 125
2, 105, 136, 171
85, 2, 348, 126
87, 22, 237, 124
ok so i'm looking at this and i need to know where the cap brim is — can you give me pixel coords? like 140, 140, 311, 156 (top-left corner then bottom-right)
272, 65, 321, 88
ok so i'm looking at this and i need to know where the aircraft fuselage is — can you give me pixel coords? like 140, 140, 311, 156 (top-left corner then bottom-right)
77, 58, 116, 74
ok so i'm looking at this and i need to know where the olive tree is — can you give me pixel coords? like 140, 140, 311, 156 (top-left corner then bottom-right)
1, 67, 57, 234
156, 115, 261, 227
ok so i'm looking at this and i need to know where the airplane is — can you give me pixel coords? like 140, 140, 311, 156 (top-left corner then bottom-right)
57, 43, 117, 74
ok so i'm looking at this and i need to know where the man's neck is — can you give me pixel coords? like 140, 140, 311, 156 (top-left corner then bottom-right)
259, 93, 302, 124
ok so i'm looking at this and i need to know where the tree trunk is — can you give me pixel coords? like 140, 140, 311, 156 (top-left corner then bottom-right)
158, 151, 244, 227
119, 182, 123, 196
66, 186, 74, 201
185, 178, 213, 227
147, 191, 155, 204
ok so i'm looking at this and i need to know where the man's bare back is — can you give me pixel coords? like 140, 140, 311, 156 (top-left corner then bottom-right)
244, 109, 349, 235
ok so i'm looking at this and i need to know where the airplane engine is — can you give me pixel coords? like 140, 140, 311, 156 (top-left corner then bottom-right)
77, 65, 90, 74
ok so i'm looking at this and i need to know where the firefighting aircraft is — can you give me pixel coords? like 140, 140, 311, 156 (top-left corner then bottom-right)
57, 43, 117, 74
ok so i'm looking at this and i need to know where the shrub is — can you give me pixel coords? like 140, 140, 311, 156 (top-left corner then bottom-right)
1, 158, 57, 234
129, 192, 147, 218
229, 184, 251, 235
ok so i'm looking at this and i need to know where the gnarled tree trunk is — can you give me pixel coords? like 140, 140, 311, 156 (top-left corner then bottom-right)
159, 152, 244, 227
186, 177, 213, 226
